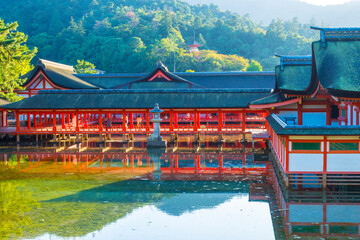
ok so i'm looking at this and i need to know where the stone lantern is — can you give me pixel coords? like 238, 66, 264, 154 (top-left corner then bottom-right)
147, 103, 167, 148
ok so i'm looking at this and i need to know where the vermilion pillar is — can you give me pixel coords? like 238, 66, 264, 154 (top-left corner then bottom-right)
61, 113, 65, 129
129, 113, 134, 129
99, 113, 103, 131
242, 110, 246, 132
174, 113, 178, 129
27, 113, 31, 129
16, 111, 20, 132
52, 113, 56, 131
193, 112, 198, 131
122, 112, 127, 131
170, 111, 174, 131
146, 112, 150, 131
76, 113, 79, 131
197, 112, 200, 129
218, 111, 222, 131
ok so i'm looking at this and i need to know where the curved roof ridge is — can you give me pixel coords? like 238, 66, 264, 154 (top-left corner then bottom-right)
39, 59, 74, 72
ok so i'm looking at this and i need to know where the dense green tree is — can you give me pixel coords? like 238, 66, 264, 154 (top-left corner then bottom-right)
0, 0, 317, 72
0, 19, 36, 101
246, 59, 262, 71
75, 59, 97, 74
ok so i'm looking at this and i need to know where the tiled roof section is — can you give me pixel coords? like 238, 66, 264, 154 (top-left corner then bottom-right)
76, 71, 276, 90
23, 59, 99, 90
266, 114, 360, 135
274, 55, 315, 95
4, 89, 272, 110
312, 40, 360, 98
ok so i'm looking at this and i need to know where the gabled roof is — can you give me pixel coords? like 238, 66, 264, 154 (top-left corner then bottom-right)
113, 62, 203, 89
0, 98, 10, 107
311, 32, 360, 98
23, 59, 99, 90
275, 55, 316, 95
4, 89, 272, 110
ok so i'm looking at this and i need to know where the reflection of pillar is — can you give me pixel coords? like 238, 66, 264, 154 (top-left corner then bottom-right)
218, 155, 223, 173
130, 155, 134, 168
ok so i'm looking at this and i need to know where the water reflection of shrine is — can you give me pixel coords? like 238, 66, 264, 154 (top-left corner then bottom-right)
268, 165, 360, 239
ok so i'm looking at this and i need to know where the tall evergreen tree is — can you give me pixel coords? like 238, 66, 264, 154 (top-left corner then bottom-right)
0, 19, 36, 101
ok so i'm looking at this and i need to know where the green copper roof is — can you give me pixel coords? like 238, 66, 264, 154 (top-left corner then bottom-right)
275, 65, 313, 94
266, 114, 360, 135
6, 89, 271, 110
76, 72, 276, 90
313, 40, 360, 98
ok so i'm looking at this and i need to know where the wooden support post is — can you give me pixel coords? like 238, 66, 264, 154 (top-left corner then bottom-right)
27, 113, 31, 129
16, 134, 20, 143
99, 112, 103, 132
34, 114, 37, 128
16, 111, 20, 132
242, 110, 246, 132
170, 110, 174, 131
129, 113, 134, 129
174, 113, 178, 129
218, 110, 222, 131
197, 112, 200, 129
193, 111, 198, 131
39, 114, 42, 126
146, 111, 150, 131
52, 113, 56, 132
84, 113, 88, 128
76, 112, 79, 131
61, 113, 65, 129
122, 112, 127, 131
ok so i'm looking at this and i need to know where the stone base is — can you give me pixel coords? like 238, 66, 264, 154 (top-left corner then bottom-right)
147, 137, 167, 148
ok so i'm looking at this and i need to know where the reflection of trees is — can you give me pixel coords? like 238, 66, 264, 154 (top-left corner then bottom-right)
0, 182, 39, 240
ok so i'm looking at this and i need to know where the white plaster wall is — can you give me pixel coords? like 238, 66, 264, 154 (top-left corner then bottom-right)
348, 105, 351, 125
288, 205, 323, 223
289, 154, 323, 172
327, 154, 360, 172
302, 112, 326, 126
327, 205, 360, 223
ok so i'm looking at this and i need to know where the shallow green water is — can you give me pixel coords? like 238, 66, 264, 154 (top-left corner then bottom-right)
0, 143, 359, 240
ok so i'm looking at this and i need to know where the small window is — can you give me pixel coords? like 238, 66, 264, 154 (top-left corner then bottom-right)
341, 109, 346, 117
292, 225, 320, 233
293, 142, 321, 150
330, 226, 358, 234
330, 142, 359, 151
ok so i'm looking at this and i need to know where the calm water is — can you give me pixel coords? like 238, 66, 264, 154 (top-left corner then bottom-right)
0, 140, 359, 240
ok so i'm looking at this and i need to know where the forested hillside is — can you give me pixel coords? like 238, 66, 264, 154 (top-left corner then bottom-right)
0, 0, 317, 72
